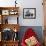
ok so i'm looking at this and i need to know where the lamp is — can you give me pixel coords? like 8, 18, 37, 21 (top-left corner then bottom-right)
14, 28, 17, 32
15, 0, 17, 7
13, 28, 18, 41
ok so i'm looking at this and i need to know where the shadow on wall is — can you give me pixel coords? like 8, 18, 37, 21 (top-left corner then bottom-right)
18, 26, 44, 44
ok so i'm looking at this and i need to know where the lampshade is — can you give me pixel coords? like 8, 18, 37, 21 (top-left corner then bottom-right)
13, 28, 17, 32
15, 0, 17, 7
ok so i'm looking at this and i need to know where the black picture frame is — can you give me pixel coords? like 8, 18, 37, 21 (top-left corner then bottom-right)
23, 8, 36, 19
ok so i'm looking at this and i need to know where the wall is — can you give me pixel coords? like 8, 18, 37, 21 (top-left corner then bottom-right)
0, 0, 15, 7
0, 0, 44, 26
18, 0, 44, 26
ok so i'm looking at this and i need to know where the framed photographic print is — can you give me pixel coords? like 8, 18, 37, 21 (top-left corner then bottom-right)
23, 8, 36, 19
9, 9, 18, 15
2, 10, 9, 15
8, 16, 18, 24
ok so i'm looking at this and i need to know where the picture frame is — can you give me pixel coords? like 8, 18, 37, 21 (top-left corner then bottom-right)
2, 10, 9, 15
9, 10, 18, 15
23, 8, 36, 19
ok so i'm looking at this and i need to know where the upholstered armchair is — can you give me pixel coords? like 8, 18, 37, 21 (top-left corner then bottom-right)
21, 28, 41, 46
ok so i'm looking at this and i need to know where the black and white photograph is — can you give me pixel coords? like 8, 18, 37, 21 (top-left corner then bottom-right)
23, 8, 36, 19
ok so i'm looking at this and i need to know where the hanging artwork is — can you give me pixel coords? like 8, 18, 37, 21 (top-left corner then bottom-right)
23, 8, 36, 19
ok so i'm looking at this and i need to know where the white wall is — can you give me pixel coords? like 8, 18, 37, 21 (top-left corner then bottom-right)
0, 0, 15, 7
0, 0, 44, 26
18, 0, 44, 26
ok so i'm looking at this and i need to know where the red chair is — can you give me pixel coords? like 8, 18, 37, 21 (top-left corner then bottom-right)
21, 28, 41, 46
